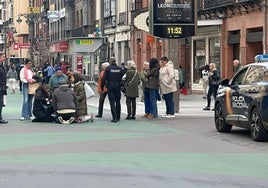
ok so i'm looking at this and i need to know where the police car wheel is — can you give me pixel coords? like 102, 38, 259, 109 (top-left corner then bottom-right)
214, 103, 232, 133
250, 108, 268, 141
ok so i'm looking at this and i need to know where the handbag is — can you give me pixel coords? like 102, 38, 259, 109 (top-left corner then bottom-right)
84, 82, 95, 99
28, 82, 41, 95
121, 70, 137, 94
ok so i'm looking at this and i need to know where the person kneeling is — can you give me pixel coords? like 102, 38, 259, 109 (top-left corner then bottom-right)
32, 85, 55, 122
52, 80, 78, 124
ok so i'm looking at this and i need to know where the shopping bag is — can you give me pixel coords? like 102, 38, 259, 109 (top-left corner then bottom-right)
28, 82, 41, 95
84, 82, 95, 99
181, 87, 188, 95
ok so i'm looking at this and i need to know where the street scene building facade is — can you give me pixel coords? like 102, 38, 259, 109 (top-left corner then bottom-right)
0, 0, 267, 91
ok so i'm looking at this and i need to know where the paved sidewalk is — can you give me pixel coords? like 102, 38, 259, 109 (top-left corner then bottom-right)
88, 84, 214, 118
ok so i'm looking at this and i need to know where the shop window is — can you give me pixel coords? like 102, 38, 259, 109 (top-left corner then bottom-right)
209, 37, 221, 74
193, 39, 206, 83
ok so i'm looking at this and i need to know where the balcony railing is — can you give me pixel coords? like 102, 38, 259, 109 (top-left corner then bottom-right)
200, 0, 259, 10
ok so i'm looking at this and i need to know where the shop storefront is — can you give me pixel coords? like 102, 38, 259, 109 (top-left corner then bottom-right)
49, 41, 69, 66
192, 20, 222, 92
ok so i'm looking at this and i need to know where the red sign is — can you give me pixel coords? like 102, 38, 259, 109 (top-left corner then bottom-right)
14, 43, 19, 50
19, 43, 30, 49
59, 41, 68, 51
76, 55, 83, 74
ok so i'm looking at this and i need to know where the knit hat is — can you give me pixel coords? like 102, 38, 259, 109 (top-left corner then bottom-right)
55, 67, 62, 72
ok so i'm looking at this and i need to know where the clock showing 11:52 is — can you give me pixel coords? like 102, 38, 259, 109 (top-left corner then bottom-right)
167, 26, 182, 35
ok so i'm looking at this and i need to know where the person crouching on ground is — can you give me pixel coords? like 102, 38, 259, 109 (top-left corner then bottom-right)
72, 72, 94, 123
32, 85, 55, 122
52, 80, 78, 124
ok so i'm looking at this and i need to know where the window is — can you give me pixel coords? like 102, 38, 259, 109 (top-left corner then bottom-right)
135, 0, 142, 10
232, 68, 248, 85
244, 66, 265, 84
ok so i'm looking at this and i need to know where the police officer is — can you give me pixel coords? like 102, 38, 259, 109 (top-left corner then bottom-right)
102, 57, 124, 123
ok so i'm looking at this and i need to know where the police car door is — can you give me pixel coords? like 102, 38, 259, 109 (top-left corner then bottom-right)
228, 67, 249, 126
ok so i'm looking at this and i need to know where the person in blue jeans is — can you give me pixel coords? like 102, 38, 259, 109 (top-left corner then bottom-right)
143, 58, 160, 119
159, 57, 177, 118
19, 58, 36, 121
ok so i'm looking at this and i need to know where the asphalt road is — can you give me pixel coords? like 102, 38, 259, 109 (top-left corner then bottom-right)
0, 90, 267, 188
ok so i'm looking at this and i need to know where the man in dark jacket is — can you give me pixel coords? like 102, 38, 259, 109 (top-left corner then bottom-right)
102, 57, 124, 123
52, 80, 78, 124
0, 53, 8, 124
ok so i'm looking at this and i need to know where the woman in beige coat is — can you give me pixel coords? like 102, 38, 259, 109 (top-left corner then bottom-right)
159, 57, 177, 118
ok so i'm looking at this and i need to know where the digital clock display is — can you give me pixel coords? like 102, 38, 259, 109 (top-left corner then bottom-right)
153, 0, 194, 24
153, 25, 195, 38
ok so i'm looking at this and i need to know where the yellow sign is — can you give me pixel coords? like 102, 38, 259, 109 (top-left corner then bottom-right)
28, 7, 40, 14
76, 40, 94, 45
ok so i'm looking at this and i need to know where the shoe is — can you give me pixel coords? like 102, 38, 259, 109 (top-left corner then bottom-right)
0, 119, 8, 124
162, 114, 167, 118
211, 108, 215, 111
95, 115, 102, 118
146, 114, 154, 119
68, 117, 75, 124
131, 116, 136, 120
20, 117, 25, 121
29, 117, 35, 120
126, 115, 131, 120
141, 113, 149, 118
111, 119, 118, 123
203, 96, 206, 99
203, 106, 210, 111
58, 116, 64, 124
166, 114, 175, 118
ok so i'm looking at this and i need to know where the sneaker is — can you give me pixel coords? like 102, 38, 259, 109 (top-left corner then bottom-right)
28, 117, 35, 120
161, 114, 167, 118
166, 114, 175, 118
203, 106, 210, 111
58, 116, 64, 124
68, 117, 75, 124
20, 117, 25, 121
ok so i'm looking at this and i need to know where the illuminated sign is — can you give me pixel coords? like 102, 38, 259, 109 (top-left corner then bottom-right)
150, 0, 196, 38
154, 0, 193, 23
75, 40, 94, 45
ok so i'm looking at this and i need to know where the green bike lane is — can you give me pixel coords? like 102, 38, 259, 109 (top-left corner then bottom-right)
1, 93, 268, 182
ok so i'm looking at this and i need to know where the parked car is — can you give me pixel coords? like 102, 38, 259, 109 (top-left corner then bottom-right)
214, 59, 268, 141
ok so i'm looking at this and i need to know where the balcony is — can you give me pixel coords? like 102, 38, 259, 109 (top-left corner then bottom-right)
198, 0, 263, 19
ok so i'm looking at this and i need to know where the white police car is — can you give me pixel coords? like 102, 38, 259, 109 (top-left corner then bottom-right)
214, 54, 268, 141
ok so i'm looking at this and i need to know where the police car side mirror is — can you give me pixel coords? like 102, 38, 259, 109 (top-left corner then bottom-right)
221, 78, 229, 86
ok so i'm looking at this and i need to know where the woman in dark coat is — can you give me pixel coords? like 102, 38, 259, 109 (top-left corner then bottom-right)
123, 60, 140, 119
32, 85, 55, 122
72, 73, 93, 123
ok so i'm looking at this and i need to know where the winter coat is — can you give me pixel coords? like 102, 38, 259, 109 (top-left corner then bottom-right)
52, 85, 78, 112
33, 88, 53, 118
97, 71, 108, 93
145, 67, 159, 90
159, 63, 177, 94
74, 81, 87, 116
0, 64, 7, 94
6, 68, 18, 80
125, 68, 140, 98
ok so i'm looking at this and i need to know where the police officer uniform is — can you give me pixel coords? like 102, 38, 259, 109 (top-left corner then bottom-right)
102, 60, 123, 122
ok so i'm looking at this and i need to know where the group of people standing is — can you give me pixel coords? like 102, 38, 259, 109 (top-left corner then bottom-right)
96, 56, 185, 123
